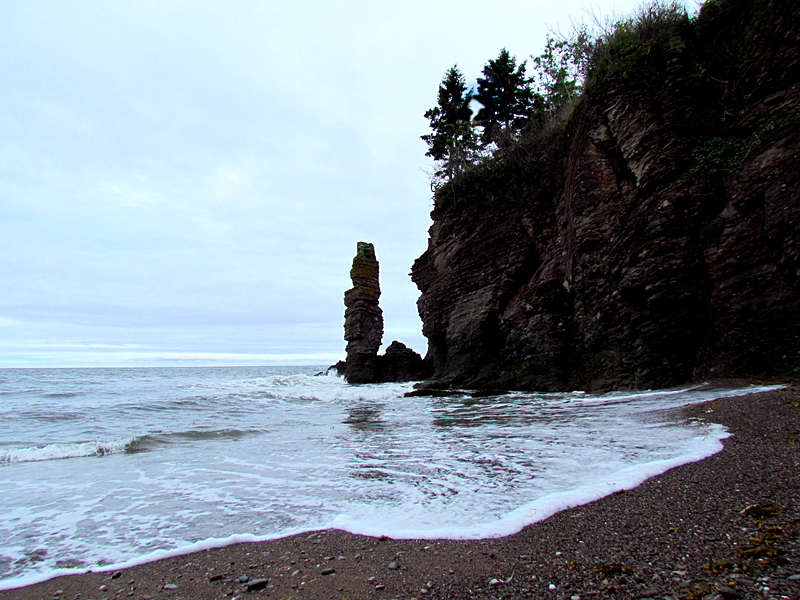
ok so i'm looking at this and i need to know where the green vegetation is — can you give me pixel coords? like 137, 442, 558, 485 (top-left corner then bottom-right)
420, 66, 481, 182
422, 0, 714, 203
422, 38, 588, 187
531, 31, 592, 119
690, 137, 734, 176
584, 1, 691, 84
473, 49, 537, 147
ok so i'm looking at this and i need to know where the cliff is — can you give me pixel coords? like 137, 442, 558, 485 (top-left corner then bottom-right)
411, 0, 800, 391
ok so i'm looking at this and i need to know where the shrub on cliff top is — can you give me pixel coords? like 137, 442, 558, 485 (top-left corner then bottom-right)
424, 0, 705, 200
531, 29, 593, 121
584, 0, 691, 84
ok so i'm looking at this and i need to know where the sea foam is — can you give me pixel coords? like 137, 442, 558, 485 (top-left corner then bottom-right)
0, 366, 782, 589
0, 438, 137, 464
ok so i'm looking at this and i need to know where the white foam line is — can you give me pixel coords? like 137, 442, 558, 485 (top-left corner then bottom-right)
0, 385, 779, 591
0, 427, 729, 591
330, 425, 730, 539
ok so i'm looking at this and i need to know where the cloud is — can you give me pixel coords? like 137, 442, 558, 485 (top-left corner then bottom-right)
0, 0, 650, 367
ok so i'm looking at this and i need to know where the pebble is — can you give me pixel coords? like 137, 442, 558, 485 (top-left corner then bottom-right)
375, 584, 386, 590
111, 571, 122, 580
321, 567, 335, 575
99, 585, 108, 591
788, 574, 800, 581
53, 591, 64, 597
237, 575, 249, 583
715, 584, 738, 595
641, 587, 662, 596
571, 595, 581, 600
387, 560, 400, 570
549, 583, 556, 590
245, 578, 270, 591
162, 584, 178, 590
208, 574, 223, 582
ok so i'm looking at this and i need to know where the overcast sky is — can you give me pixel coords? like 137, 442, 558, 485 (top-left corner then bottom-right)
1, 0, 662, 368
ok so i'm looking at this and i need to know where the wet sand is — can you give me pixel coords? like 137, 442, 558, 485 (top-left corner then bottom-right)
2, 386, 799, 600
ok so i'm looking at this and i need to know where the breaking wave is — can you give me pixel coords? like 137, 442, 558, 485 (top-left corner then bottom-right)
0, 428, 266, 465
0, 439, 137, 465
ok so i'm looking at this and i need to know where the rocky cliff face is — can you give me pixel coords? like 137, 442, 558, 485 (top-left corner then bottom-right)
411, 0, 800, 391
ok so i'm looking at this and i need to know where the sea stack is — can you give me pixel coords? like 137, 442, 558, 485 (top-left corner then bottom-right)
343, 242, 384, 383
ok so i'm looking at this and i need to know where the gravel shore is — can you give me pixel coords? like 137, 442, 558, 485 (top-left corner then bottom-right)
2, 386, 799, 600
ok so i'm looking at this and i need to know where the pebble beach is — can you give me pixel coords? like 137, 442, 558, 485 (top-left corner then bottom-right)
2, 385, 798, 600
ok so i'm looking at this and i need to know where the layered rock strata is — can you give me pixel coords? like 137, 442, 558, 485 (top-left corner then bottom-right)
339, 242, 429, 384
343, 242, 384, 383
411, 0, 800, 391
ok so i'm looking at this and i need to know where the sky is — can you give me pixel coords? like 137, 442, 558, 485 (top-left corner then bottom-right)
1, 0, 658, 368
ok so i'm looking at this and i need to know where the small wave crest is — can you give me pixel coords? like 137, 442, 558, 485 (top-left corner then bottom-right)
0, 438, 137, 465
0, 427, 267, 465
135, 428, 264, 447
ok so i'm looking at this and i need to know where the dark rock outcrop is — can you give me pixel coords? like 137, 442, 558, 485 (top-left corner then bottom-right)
338, 242, 429, 383
343, 242, 384, 383
375, 341, 428, 383
411, 0, 800, 391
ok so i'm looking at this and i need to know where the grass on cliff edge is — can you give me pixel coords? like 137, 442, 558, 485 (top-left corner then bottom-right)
433, 0, 744, 212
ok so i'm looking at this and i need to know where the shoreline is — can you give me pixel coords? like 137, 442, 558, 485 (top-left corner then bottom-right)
2, 386, 799, 599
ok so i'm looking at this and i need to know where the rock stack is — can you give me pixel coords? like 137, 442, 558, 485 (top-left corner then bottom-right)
343, 242, 384, 383
336, 242, 430, 384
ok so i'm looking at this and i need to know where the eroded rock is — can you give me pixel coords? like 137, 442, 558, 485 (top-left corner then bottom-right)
343, 242, 384, 383
338, 243, 429, 384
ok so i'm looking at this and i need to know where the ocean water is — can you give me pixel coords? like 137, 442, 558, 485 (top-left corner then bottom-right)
0, 366, 777, 589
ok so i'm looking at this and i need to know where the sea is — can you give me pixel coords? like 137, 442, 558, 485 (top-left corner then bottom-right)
0, 366, 779, 589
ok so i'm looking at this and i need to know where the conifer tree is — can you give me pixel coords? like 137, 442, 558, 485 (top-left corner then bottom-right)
421, 66, 480, 181
473, 49, 537, 146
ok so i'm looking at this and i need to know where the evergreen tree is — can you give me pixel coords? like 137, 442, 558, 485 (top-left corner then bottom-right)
473, 49, 537, 146
422, 66, 480, 181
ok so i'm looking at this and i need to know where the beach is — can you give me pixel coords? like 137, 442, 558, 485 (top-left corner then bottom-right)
2, 385, 798, 600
